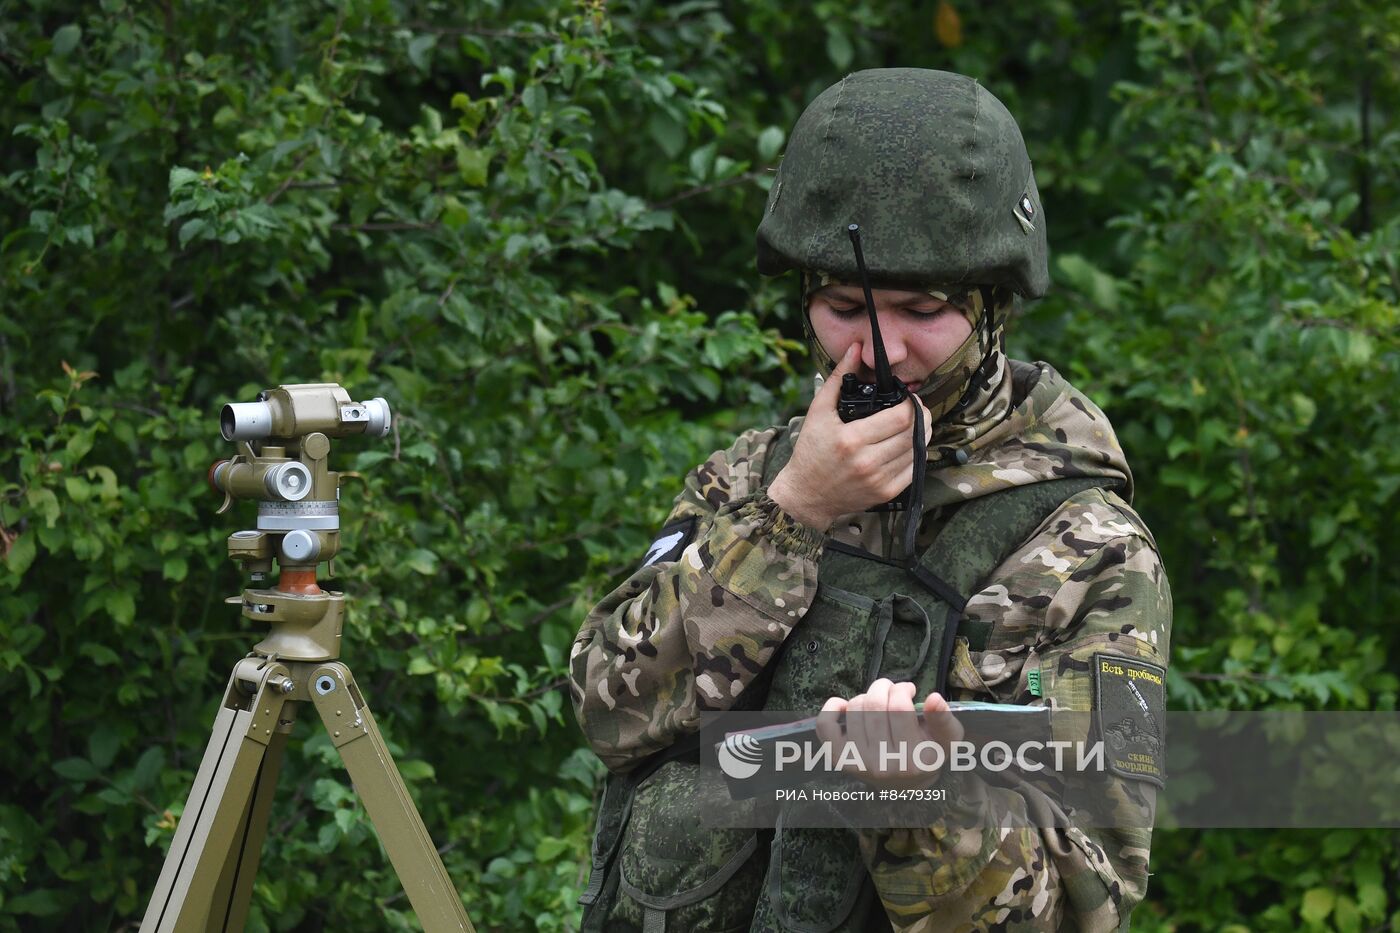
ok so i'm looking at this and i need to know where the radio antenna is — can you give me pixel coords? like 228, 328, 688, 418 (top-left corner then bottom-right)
846, 224, 896, 397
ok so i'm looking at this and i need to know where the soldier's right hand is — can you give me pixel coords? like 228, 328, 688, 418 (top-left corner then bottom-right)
767, 343, 930, 531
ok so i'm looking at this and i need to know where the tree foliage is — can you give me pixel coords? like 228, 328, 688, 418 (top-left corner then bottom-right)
0, 1, 1396, 930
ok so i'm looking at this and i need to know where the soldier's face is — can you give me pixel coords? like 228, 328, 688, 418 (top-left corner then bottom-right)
808, 285, 974, 392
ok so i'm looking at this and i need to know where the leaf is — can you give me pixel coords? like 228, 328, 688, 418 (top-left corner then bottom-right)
539, 620, 573, 669
407, 34, 436, 71
1356, 878, 1385, 918
104, 588, 136, 625
757, 126, 785, 162
1333, 895, 1361, 933
51, 24, 82, 58
825, 29, 854, 70
456, 146, 491, 187
79, 641, 121, 666
934, 2, 963, 47
54, 757, 99, 781
405, 549, 439, 575
532, 319, 557, 356
1290, 393, 1316, 428
178, 218, 208, 248
504, 233, 531, 261
1341, 331, 1373, 368
354, 450, 393, 470
1300, 887, 1335, 925
168, 166, 201, 193
6, 889, 65, 916
87, 465, 118, 500
533, 836, 569, 861
5, 531, 36, 575
646, 112, 686, 159
1055, 254, 1120, 312
397, 759, 435, 782
131, 746, 165, 788
688, 141, 716, 181
88, 731, 121, 769
27, 486, 61, 526
521, 84, 548, 117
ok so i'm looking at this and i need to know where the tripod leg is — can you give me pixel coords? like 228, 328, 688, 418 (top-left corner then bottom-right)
205, 703, 298, 933
309, 663, 475, 933
140, 660, 292, 933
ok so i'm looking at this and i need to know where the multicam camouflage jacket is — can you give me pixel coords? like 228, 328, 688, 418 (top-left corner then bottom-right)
570, 360, 1172, 931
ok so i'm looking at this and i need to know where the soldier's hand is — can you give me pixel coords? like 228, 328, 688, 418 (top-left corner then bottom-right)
767, 344, 931, 531
815, 679, 964, 789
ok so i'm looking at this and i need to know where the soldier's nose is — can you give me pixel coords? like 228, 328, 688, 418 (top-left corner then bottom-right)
864, 318, 907, 369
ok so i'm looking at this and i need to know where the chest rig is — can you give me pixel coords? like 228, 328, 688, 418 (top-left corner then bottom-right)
580, 425, 1113, 933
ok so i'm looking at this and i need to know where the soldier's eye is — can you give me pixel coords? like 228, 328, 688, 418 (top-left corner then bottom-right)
828, 304, 863, 318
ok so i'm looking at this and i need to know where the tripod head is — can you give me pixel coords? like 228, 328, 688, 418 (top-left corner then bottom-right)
208, 383, 391, 661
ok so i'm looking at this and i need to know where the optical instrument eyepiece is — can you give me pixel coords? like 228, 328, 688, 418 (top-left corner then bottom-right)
340, 397, 392, 437
221, 401, 274, 441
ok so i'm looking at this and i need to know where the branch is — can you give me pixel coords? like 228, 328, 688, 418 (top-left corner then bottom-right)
0, 331, 15, 413
1182, 671, 1277, 682
110, 400, 165, 418
331, 221, 440, 232
1293, 317, 1392, 340
648, 169, 764, 210
1357, 40, 1374, 233
264, 152, 312, 205
469, 677, 570, 705
405, 23, 559, 41
524, 594, 577, 629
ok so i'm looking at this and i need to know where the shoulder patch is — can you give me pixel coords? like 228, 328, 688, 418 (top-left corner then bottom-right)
1092, 652, 1166, 788
641, 515, 698, 568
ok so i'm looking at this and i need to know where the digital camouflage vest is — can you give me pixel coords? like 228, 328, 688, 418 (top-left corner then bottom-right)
579, 428, 1115, 932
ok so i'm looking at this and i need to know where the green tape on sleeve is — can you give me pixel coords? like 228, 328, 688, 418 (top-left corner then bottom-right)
1026, 668, 1041, 697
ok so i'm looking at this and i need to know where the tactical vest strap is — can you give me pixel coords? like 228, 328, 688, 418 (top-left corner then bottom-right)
761, 421, 1119, 673
865, 594, 933, 684
905, 563, 968, 612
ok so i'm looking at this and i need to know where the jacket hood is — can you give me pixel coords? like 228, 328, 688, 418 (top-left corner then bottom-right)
923, 359, 1134, 509
819, 359, 1133, 556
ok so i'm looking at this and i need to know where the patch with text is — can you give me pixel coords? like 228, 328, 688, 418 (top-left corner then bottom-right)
1093, 652, 1166, 787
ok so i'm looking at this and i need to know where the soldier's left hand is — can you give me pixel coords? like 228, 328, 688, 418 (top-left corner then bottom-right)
815, 678, 964, 789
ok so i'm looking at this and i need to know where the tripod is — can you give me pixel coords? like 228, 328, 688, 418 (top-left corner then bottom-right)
139, 601, 474, 932
140, 385, 474, 932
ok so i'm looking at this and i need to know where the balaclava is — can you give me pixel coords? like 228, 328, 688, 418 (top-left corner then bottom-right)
800, 271, 1015, 452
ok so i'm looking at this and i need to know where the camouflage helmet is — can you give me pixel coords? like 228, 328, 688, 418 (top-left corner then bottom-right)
755, 68, 1049, 298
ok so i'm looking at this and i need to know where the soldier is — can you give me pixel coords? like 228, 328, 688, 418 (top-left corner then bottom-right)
570, 68, 1171, 931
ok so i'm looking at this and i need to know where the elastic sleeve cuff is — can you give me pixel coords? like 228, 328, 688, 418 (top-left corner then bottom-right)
731, 491, 826, 560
